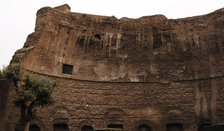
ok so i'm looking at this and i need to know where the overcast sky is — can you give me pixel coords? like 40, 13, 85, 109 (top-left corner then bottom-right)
1, 0, 224, 69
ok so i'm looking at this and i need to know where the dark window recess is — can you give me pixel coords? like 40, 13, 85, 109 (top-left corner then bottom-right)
137, 124, 152, 131
167, 123, 183, 131
76, 36, 85, 47
199, 124, 224, 131
94, 34, 101, 40
198, 124, 211, 131
62, 64, 73, 75
107, 124, 123, 129
29, 124, 40, 131
197, 124, 224, 131
163, 33, 172, 43
89, 39, 96, 48
153, 33, 162, 49
81, 125, 94, 131
53, 124, 69, 131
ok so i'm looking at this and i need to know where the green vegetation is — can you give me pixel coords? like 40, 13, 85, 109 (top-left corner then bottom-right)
1, 64, 55, 131
0, 63, 20, 86
15, 75, 55, 131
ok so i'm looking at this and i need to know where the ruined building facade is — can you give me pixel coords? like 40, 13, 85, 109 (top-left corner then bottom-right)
6, 4, 224, 131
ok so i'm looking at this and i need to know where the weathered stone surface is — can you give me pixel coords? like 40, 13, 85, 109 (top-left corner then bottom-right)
0, 79, 19, 131
7, 4, 224, 131
21, 5, 224, 84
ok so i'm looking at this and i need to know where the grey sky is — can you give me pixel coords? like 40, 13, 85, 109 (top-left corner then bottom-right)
1, 0, 224, 69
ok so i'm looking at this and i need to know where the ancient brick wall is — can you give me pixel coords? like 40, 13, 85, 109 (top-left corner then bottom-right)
21, 5, 224, 83
22, 70, 224, 131
0, 79, 10, 131
0, 79, 19, 131
10, 4, 224, 131
0, 79, 10, 119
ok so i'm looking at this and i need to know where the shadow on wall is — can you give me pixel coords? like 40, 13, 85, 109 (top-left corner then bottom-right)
198, 124, 224, 131
0, 79, 10, 118
0, 78, 14, 130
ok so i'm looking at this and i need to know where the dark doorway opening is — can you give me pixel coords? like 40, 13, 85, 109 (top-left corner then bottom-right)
29, 124, 40, 131
167, 123, 183, 131
81, 125, 94, 131
53, 124, 69, 131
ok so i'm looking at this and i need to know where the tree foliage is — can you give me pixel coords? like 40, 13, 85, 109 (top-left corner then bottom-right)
15, 75, 56, 131
0, 64, 20, 86
15, 75, 55, 117
1, 64, 56, 131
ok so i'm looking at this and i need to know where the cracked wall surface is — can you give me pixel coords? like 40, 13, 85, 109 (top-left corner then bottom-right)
21, 4, 224, 83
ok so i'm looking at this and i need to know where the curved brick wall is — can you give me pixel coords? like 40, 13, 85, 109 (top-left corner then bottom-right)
21, 5, 224, 83
11, 4, 224, 131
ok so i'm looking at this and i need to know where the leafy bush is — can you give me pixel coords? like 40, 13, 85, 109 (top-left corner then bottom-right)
1, 63, 56, 131
0, 64, 20, 86
15, 75, 56, 131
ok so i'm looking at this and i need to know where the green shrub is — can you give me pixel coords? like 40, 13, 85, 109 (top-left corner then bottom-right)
14, 75, 55, 131
1, 64, 20, 86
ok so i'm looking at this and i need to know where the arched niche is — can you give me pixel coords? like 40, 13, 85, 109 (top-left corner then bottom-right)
29, 124, 40, 131
81, 125, 94, 131
29, 119, 45, 131
53, 123, 69, 131
79, 120, 94, 131
166, 123, 183, 131
53, 106, 70, 120
137, 124, 152, 131
135, 120, 154, 131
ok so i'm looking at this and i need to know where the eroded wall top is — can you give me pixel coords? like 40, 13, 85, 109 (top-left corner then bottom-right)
20, 4, 224, 82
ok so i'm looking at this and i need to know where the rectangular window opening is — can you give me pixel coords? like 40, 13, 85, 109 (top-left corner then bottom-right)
153, 33, 162, 49
62, 64, 73, 75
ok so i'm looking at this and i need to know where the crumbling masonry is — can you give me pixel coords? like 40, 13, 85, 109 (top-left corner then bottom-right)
3, 4, 224, 131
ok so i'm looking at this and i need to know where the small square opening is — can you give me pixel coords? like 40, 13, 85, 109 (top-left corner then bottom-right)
62, 64, 73, 75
